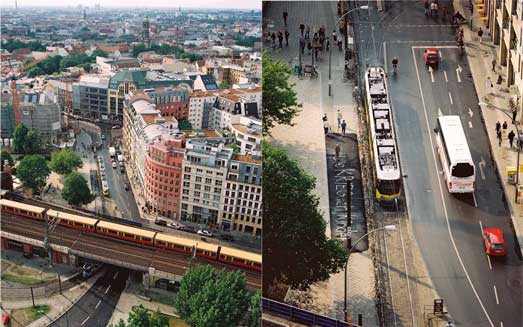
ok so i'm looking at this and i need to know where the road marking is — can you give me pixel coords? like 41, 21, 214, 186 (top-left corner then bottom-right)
468, 107, 474, 118
397, 217, 417, 327
382, 223, 398, 326
412, 45, 459, 48
469, 121, 473, 129
81, 316, 90, 326
439, 51, 443, 61
95, 299, 102, 309
429, 66, 435, 83
444, 70, 448, 82
479, 157, 486, 179
411, 46, 495, 327
449, 92, 453, 104
501, 322, 504, 327
438, 107, 443, 116
487, 254, 492, 270
473, 193, 478, 207
456, 65, 463, 83
105, 285, 111, 294
113, 272, 119, 280
479, 220, 484, 232
494, 286, 499, 304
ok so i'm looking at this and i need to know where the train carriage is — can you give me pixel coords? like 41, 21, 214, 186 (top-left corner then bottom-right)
219, 246, 262, 271
154, 233, 219, 259
0, 199, 46, 220
46, 209, 98, 232
364, 67, 402, 203
96, 220, 156, 246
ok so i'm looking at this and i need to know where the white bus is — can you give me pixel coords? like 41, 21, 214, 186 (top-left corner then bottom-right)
435, 115, 475, 193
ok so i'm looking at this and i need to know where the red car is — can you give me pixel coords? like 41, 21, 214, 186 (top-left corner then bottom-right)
2, 311, 10, 326
483, 228, 506, 256
424, 48, 440, 69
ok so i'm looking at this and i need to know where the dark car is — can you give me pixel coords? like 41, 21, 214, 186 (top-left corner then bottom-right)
179, 226, 196, 233
23, 252, 33, 259
220, 234, 235, 242
154, 220, 167, 227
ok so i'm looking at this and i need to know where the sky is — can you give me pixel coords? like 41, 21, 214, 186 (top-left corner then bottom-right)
10, 0, 260, 9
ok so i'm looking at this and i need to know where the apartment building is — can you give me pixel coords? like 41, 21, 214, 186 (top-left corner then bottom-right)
188, 90, 221, 130
71, 75, 109, 120
145, 86, 190, 121
210, 93, 259, 130
229, 116, 262, 156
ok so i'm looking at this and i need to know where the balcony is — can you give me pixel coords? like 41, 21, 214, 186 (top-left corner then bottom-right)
496, 9, 503, 28
503, 28, 511, 47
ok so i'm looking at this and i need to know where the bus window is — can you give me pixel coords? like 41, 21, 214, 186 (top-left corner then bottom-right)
452, 163, 474, 178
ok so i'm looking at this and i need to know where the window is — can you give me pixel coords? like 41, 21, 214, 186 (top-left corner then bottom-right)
194, 191, 201, 197
195, 184, 201, 190
204, 186, 211, 191
196, 176, 202, 182
205, 178, 212, 184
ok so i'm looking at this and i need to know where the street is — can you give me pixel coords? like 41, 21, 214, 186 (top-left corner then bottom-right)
353, 1, 523, 326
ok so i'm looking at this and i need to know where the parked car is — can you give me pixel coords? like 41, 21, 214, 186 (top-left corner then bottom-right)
120, 166, 125, 173
112, 162, 117, 169
197, 229, 213, 237
220, 234, 235, 242
167, 222, 182, 229
82, 264, 94, 278
155, 220, 167, 227
124, 183, 130, 191
483, 228, 506, 256
179, 226, 196, 234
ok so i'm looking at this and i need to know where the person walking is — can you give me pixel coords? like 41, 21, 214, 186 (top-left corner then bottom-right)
305, 25, 310, 39
324, 120, 329, 135
300, 23, 305, 37
271, 32, 276, 45
502, 120, 508, 140
508, 130, 516, 148
285, 29, 290, 46
278, 31, 283, 48
424, 0, 430, 16
478, 27, 484, 44
335, 143, 341, 158
300, 36, 305, 54
283, 11, 288, 26
492, 58, 497, 72
341, 120, 347, 135
497, 129, 503, 146
511, 99, 517, 122
337, 109, 343, 129
496, 121, 501, 134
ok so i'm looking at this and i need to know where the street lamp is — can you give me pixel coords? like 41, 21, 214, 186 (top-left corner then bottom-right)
479, 101, 521, 203
329, 5, 369, 96
344, 224, 396, 322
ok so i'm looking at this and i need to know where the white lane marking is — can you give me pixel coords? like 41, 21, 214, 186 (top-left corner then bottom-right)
105, 285, 111, 294
383, 224, 398, 326
412, 45, 459, 49
397, 217, 417, 327
479, 157, 486, 179
95, 299, 102, 309
439, 50, 443, 61
113, 272, 119, 280
429, 66, 435, 83
81, 316, 90, 326
438, 107, 443, 116
449, 92, 453, 104
456, 65, 463, 83
412, 46, 495, 327
479, 220, 484, 233
444, 70, 448, 83
473, 193, 478, 207
469, 121, 473, 129
468, 107, 474, 118
494, 286, 499, 304
487, 254, 492, 270
501, 322, 504, 327
384, 41, 388, 73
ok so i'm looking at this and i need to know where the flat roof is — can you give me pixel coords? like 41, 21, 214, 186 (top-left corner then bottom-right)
0, 199, 46, 214
220, 246, 261, 263
47, 209, 98, 225
155, 233, 219, 252
97, 220, 156, 239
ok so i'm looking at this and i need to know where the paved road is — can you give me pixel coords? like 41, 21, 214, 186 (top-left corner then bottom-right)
354, 2, 522, 326
50, 267, 128, 327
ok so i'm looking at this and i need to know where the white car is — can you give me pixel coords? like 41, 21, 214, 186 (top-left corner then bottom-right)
112, 162, 117, 169
167, 222, 182, 230
197, 229, 213, 237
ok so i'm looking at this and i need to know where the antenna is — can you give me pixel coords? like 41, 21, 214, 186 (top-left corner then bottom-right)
14, 0, 17, 10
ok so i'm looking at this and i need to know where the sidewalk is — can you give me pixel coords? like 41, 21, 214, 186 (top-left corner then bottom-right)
455, 0, 523, 253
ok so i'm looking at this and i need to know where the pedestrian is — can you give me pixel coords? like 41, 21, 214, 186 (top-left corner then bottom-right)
300, 23, 305, 37
271, 32, 276, 45
430, 2, 435, 17
337, 109, 343, 128
307, 39, 312, 55
503, 120, 508, 130
434, 2, 439, 16
503, 120, 508, 140
496, 121, 501, 134
486, 76, 493, 97
497, 74, 503, 85
478, 27, 484, 44
278, 31, 283, 48
424, 0, 430, 16
510, 99, 517, 122
305, 25, 310, 39
322, 113, 327, 122
492, 58, 496, 72
497, 129, 502, 146
341, 120, 347, 135
283, 11, 288, 26
335, 143, 341, 158
324, 120, 329, 134
508, 130, 515, 148
300, 36, 305, 54
326, 39, 330, 51
285, 29, 290, 46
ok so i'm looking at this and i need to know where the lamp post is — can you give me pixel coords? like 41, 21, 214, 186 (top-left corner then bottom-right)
329, 5, 369, 96
479, 101, 521, 203
344, 224, 396, 321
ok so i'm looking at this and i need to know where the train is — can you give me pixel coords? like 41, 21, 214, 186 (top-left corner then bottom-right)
0, 199, 262, 271
364, 66, 402, 203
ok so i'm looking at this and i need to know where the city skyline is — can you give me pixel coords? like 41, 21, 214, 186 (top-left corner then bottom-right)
4, 0, 260, 9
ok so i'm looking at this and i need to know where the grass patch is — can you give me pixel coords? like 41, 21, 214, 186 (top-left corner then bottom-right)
1, 273, 47, 285
31, 305, 49, 320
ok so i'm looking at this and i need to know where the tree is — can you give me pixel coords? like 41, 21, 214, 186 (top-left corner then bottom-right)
13, 124, 28, 153
219, 82, 230, 89
262, 51, 301, 135
263, 143, 347, 294
132, 44, 147, 58
27, 66, 44, 78
109, 305, 168, 327
49, 150, 83, 175
91, 49, 108, 58
177, 120, 192, 131
16, 155, 50, 193
1, 149, 14, 167
61, 172, 95, 206
247, 290, 262, 327
83, 63, 92, 73
174, 265, 250, 327
25, 129, 43, 154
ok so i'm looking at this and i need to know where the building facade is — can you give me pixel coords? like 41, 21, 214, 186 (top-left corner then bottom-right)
72, 75, 109, 120
145, 87, 190, 121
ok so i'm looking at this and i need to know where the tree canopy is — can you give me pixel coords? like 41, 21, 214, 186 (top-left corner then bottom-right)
1, 149, 14, 168
262, 51, 301, 135
219, 82, 230, 89
3, 39, 46, 52
13, 123, 28, 154
49, 150, 83, 175
16, 155, 50, 193
110, 305, 168, 327
262, 142, 347, 294
177, 120, 192, 131
174, 265, 251, 327
13, 125, 43, 154
247, 290, 262, 327
61, 172, 95, 206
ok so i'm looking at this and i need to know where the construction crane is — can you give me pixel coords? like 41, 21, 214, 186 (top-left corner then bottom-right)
6, 59, 21, 126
